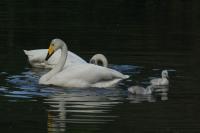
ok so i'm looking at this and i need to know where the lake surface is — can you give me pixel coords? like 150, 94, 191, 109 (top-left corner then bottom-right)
0, 1, 200, 133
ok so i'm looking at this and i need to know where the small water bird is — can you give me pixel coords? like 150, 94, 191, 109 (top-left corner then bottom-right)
150, 70, 169, 86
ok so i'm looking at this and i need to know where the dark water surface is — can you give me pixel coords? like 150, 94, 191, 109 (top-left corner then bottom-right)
1, 0, 200, 133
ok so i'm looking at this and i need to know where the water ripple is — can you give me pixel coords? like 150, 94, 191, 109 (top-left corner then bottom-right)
0, 65, 172, 132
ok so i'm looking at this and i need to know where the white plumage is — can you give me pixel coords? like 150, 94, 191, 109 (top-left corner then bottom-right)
90, 54, 108, 67
39, 39, 129, 88
150, 70, 169, 86
24, 50, 109, 68
24, 49, 86, 68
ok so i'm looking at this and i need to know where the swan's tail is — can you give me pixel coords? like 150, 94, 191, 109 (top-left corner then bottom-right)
23, 50, 34, 57
123, 75, 129, 79
23, 50, 29, 55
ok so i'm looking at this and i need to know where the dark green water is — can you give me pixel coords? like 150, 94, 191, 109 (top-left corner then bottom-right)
0, 0, 200, 133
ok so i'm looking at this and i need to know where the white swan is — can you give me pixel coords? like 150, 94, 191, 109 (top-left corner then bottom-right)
128, 85, 152, 95
39, 39, 129, 88
150, 70, 169, 86
89, 54, 108, 67
24, 50, 108, 68
24, 49, 87, 68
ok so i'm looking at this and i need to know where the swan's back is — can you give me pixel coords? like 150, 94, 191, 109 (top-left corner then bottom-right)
47, 64, 129, 88
67, 51, 87, 64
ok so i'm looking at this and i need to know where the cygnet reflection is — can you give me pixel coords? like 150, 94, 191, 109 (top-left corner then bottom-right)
128, 85, 152, 95
127, 85, 169, 103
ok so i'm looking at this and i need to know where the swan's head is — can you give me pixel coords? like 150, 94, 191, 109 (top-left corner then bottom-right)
161, 70, 168, 78
45, 39, 66, 60
89, 54, 108, 67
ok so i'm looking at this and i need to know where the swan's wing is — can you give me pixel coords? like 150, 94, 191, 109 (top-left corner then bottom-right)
23, 49, 58, 63
23, 49, 47, 60
70, 64, 129, 82
48, 64, 129, 88
48, 50, 87, 66
67, 51, 87, 64
49, 51, 87, 67
24, 49, 86, 68
23, 49, 58, 68
23, 49, 48, 67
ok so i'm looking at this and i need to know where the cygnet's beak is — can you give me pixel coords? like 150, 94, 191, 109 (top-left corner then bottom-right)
45, 44, 55, 61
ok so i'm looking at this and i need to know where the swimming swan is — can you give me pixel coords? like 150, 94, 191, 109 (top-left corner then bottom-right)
24, 49, 86, 68
128, 85, 152, 95
89, 54, 108, 67
150, 70, 169, 86
39, 39, 129, 88
24, 50, 108, 68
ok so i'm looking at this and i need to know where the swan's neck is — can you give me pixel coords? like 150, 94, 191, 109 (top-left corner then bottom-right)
39, 44, 67, 83
102, 58, 108, 67
104, 62, 108, 67
91, 54, 108, 67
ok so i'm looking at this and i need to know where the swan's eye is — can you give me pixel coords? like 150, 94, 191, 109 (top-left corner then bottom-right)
97, 60, 103, 66
90, 59, 95, 64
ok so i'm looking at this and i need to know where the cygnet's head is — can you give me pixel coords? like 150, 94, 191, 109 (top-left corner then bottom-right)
161, 70, 168, 78
45, 39, 66, 60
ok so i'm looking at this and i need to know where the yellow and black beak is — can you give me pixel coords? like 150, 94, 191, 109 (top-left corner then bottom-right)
45, 44, 55, 61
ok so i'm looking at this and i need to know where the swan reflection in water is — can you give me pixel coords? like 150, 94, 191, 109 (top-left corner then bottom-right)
4, 66, 170, 132
44, 88, 124, 132
45, 85, 169, 132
